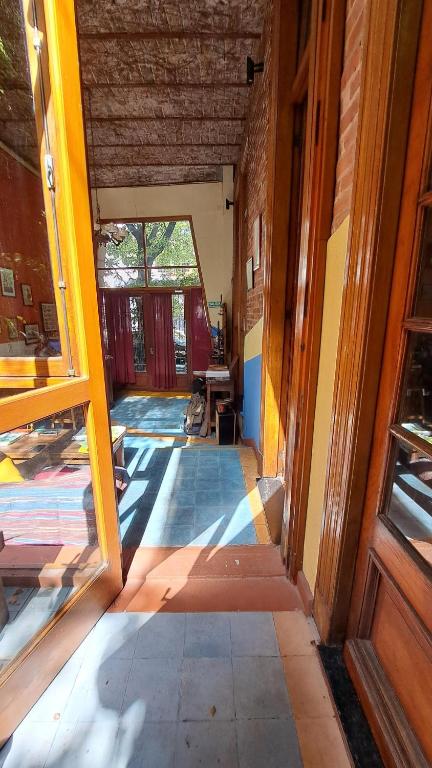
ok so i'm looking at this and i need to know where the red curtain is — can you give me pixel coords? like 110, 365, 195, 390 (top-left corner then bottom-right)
151, 293, 176, 389
103, 292, 136, 386
190, 287, 212, 371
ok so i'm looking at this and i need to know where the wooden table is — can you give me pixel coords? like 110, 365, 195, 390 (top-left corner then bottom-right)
1, 426, 127, 467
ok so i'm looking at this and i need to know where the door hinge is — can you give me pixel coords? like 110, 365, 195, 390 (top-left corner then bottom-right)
315, 100, 321, 146
45, 154, 55, 191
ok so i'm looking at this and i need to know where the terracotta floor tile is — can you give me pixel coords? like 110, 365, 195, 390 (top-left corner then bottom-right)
282, 654, 335, 719
295, 717, 352, 768
119, 576, 302, 613
273, 610, 317, 656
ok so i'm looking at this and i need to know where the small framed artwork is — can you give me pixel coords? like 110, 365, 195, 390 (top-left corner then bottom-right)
6, 318, 19, 340
40, 302, 58, 333
252, 214, 261, 271
21, 283, 33, 306
246, 257, 254, 291
0, 267, 15, 298
24, 323, 40, 345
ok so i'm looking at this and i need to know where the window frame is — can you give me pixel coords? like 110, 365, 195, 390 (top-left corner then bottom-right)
98, 216, 203, 291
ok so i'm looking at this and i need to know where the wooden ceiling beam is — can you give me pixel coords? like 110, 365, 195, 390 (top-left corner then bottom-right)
78, 31, 261, 41
86, 116, 246, 123
87, 142, 241, 148
89, 161, 235, 168
82, 82, 249, 90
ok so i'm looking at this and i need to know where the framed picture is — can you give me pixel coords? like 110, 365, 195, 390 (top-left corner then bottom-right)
6, 317, 19, 340
0, 267, 15, 297
21, 283, 33, 306
24, 323, 40, 345
40, 302, 58, 333
246, 257, 254, 291
252, 214, 261, 271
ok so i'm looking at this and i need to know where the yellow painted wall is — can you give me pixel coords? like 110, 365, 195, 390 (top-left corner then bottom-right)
244, 316, 264, 363
92, 167, 234, 327
302, 216, 350, 590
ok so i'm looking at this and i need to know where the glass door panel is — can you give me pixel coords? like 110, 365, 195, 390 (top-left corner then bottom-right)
0, 0, 122, 744
0, 0, 76, 381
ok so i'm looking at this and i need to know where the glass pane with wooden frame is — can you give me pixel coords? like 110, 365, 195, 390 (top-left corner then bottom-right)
0, 0, 78, 385
0, 0, 123, 743
97, 219, 200, 289
382, 144, 432, 568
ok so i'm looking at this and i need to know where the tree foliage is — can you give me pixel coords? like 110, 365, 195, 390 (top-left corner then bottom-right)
101, 220, 200, 287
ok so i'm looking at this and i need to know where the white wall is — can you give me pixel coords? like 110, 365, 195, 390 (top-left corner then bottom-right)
92, 166, 234, 330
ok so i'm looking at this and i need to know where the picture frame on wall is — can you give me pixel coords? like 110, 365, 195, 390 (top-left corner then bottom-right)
24, 323, 40, 345
246, 257, 254, 291
6, 318, 19, 340
21, 283, 33, 306
40, 302, 58, 333
0, 267, 15, 298
252, 214, 261, 271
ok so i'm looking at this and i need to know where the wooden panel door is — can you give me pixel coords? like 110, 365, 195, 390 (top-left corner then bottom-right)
345, 3, 432, 765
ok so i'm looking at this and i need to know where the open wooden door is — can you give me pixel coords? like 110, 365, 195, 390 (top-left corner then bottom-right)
345, 4, 432, 764
0, 0, 122, 742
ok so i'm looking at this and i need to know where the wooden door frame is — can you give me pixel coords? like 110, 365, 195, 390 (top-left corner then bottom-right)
0, 0, 123, 742
260, 0, 345, 501
342, 3, 432, 763
313, 0, 424, 645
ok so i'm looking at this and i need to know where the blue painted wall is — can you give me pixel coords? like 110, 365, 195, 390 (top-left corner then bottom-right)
243, 353, 262, 449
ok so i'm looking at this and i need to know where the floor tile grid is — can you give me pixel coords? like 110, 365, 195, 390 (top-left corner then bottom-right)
0, 612, 307, 768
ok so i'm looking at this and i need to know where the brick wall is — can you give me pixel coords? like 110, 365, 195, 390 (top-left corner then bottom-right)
332, 0, 367, 231
237, 1, 273, 334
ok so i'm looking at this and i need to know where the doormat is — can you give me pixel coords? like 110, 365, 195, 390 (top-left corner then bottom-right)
318, 645, 384, 768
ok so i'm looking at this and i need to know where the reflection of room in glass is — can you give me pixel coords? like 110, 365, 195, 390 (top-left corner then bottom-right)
0, 405, 128, 672
0, 1, 61, 359
386, 440, 432, 567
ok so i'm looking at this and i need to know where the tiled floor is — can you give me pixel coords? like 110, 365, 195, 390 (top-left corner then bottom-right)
111, 395, 189, 434
120, 442, 262, 548
0, 611, 352, 768
0, 586, 73, 672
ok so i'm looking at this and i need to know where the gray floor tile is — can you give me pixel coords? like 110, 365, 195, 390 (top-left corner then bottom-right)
233, 657, 292, 719
0, 720, 58, 768
45, 720, 120, 768
116, 722, 176, 768
236, 719, 303, 768
122, 658, 181, 721
175, 722, 238, 768
28, 656, 82, 722
76, 612, 143, 662
230, 614, 279, 657
180, 658, 235, 721
134, 613, 185, 658
63, 656, 132, 722
184, 613, 231, 658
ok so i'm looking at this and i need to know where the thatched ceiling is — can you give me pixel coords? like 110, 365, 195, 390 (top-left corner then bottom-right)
76, 0, 266, 187
0, 1, 266, 187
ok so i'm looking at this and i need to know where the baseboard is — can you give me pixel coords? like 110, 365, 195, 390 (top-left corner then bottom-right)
297, 569, 314, 616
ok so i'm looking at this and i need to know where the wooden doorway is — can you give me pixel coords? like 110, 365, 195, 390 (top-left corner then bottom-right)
345, 3, 432, 764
